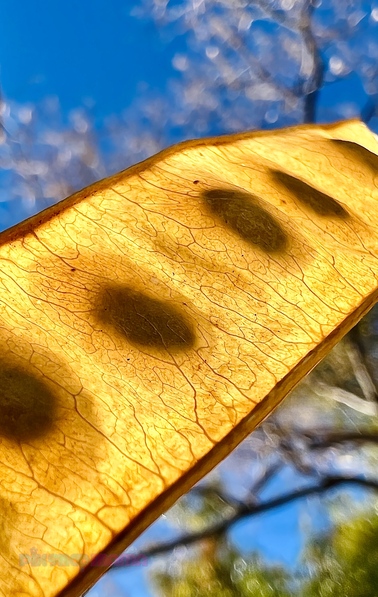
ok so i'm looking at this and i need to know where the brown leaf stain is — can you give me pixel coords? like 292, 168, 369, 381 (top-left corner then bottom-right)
201, 188, 288, 253
331, 139, 378, 178
271, 170, 349, 218
0, 364, 56, 441
95, 284, 196, 352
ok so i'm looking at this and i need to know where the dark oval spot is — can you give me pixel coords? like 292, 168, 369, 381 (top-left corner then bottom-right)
202, 188, 288, 253
0, 365, 56, 441
96, 285, 195, 352
331, 139, 378, 176
272, 170, 349, 218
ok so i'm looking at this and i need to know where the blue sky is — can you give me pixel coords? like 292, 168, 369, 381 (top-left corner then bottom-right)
0, 2, 377, 596
2, 1, 377, 131
0, 1, 184, 123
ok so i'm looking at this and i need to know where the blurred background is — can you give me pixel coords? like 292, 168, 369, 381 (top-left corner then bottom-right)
1, 1, 378, 595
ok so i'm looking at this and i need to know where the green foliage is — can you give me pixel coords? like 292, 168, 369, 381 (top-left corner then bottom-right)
153, 510, 378, 597
151, 504, 378, 597
301, 512, 378, 597
153, 539, 291, 597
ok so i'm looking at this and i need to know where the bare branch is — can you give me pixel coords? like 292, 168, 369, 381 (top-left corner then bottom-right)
304, 431, 378, 450
110, 476, 378, 569
298, 1, 324, 123
310, 380, 378, 416
347, 326, 378, 401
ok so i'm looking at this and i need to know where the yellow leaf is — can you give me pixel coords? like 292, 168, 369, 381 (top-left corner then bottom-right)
1, 119, 378, 596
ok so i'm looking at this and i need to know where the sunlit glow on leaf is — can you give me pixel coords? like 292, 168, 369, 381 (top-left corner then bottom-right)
0, 119, 378, 596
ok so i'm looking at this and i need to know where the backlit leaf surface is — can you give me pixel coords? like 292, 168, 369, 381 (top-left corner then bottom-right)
1, 120, 378, 596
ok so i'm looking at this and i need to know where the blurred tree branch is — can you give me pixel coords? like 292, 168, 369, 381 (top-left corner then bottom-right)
112, 473, 378, 568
